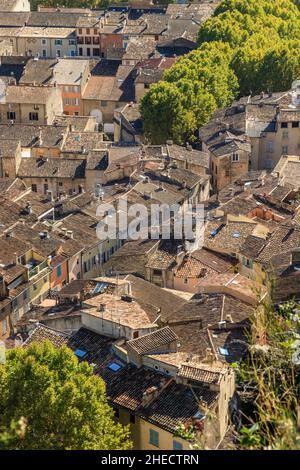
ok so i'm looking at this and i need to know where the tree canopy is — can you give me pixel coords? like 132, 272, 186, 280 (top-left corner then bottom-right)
0, 341, 132, 450
141, 0, 300, 144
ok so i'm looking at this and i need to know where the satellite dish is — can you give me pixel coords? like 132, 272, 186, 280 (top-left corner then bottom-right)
0, 79, 6, 104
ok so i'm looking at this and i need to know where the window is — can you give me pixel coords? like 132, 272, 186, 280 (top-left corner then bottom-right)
281, 122, 288, 128
173, 440, 183, 450
149, 429, 159, 447
83, 262, 88, 273
41, 39, 47, 45
42, 49, 47, 57
56, 49, 61, 57
1, 318, 7, 336
78, 28, 82, 35
85, 37, 91, 44
86, 28, 90, 35
282, 130, 289, 139
232, 153, 239, 162
29, 112, 38, 121
184, 278, 188, 284
58, 182, 63, 187
57, 265, 62, 278
31, 184, 37, 192
93, 48, 100, 56
55, 39, 62, 45
93, 36, 99, 44
243, 257, 253, 269
79, 47, 83, 56
70, 50, 76, 57
77, 37, 83, 44
69, 39, 76, 45
7, 111, 16, 120
264, 159, 273, 169
266, 141, 274, 153
130, 414, 135, 424
92, 256, 96, 266
64, 98, 79, 106
101, 100, 107, 107
282, 145, 289, 154
94, 29, 98, 35
292, 121, 299, 128
86, 47, 91, 56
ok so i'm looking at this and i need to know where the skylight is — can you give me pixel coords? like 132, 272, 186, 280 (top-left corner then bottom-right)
74, 349, 87, 359
108, 362, 122, 372
219, 347, 229, 356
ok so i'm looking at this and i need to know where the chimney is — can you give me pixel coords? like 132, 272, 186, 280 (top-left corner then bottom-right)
203, 347, 215, 364
5, 230, 13, 238
141, 378, 171, 407
26, 202, 32, 215
66, 230, 73, 239
99, 304, 105, 312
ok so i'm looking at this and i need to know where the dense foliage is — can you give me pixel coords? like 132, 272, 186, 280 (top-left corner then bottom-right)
235, 302, 300, 450
0, 341, 132, 450
141, 0, 300, 144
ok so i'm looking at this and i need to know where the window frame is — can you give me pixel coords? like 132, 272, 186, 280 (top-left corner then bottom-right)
149, 429, 159, 447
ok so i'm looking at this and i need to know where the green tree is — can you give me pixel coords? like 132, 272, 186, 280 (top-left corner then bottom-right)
0, 341, 132, 450
140, 42, 237, 144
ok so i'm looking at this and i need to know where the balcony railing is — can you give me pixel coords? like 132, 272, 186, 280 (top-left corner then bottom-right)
27, 259, 48, 280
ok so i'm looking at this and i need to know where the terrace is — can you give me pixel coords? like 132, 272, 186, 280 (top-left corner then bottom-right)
25, 258, 48, 280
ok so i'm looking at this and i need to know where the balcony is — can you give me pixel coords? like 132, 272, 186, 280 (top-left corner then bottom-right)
26, 259, 48, 280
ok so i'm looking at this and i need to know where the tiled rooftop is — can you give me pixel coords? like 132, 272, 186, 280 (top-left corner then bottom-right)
127, 326, 178, 355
